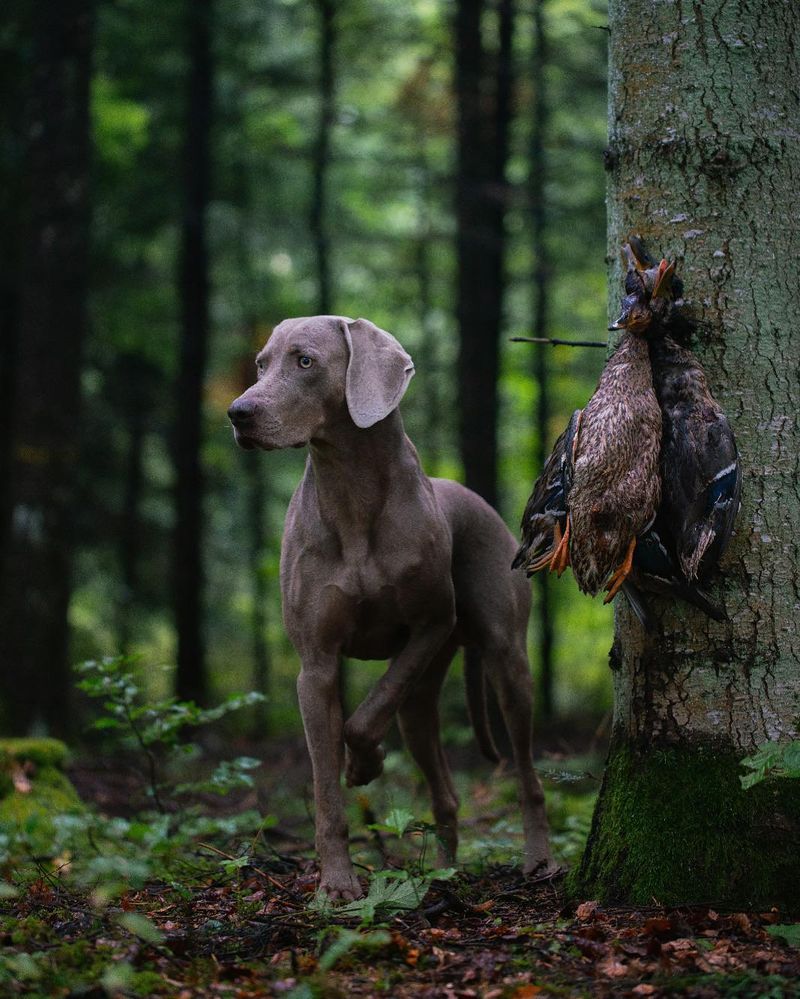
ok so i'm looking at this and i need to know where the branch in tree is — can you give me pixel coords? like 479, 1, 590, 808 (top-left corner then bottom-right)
509, 336, 607, 348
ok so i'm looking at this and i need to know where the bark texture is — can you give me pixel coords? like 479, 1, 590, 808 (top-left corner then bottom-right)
574, 0, 800, 909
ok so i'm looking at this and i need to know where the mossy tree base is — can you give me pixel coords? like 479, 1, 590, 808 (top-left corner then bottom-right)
0, 738, 84, 852
570, 739, 800, 913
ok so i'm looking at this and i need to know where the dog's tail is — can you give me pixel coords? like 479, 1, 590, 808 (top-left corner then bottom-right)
464, 648, 501, 764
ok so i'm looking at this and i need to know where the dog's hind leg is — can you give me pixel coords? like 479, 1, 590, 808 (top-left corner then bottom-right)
397, 637, 460, 866
481, 636, 558, 878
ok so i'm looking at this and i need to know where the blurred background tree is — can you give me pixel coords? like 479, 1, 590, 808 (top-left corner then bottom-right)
0, 0, 612, 742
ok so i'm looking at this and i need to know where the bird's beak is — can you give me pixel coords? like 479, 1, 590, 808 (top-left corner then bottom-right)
608, 311, 629, 331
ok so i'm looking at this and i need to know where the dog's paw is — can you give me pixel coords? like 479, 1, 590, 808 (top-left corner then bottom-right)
344, 744, 385, 787
318, 868, 364, 902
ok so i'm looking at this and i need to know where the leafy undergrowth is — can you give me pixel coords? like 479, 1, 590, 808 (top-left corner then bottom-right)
1, 862, 799, 998
1, 658, 798, 997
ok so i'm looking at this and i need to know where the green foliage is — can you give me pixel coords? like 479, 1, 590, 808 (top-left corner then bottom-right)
317, 927, 392, 971
765, 924, 800, 948
740, 741, 800, 789
76, 656, 265, 809
0, 658, 271, 900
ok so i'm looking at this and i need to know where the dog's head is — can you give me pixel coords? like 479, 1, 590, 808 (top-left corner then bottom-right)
227, 316, 415, 450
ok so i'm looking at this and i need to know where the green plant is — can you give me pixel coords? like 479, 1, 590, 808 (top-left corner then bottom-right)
76, 656, 265, 811
740, 741, 800, 789
0, 657, 272, 898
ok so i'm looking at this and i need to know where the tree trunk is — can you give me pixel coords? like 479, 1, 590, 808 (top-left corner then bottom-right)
0, 0, 94, 734
311, 0, 335, 315
0, 2, 28, 568
529, 0, 554, 719
175, 0, 213, 704
414, 143, 442, 475
573, 0, 800, 910
454, 0, 515, 510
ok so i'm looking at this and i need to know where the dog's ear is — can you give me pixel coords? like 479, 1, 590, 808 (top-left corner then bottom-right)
342, 318, 415, 428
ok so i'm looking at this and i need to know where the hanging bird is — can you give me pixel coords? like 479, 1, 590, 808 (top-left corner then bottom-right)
513, 409, 581, 577
648, 334, 741, 583
513, 406, 724, 629
554, 305, 662, 602
623, 236, 742, 584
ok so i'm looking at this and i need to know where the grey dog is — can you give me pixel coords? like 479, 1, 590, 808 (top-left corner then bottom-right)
228, 315, 555, 900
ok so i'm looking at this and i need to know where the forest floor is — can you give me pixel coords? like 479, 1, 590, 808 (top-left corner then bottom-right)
1, 734, 799, 998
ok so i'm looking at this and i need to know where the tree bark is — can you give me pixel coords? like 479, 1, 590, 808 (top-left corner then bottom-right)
573, 0, 800, 910
529, 0, 554, 719
175, 0, 213, 704
454, 0, 515, 510
0, 0, 94, 734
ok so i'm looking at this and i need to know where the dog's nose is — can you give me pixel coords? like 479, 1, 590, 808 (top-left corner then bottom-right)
228, 398, 257, 425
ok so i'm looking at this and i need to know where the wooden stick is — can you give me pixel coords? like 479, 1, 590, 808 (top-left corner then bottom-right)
510, 336, 607, 348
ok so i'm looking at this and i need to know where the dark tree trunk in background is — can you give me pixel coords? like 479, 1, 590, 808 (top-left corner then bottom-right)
529, 0, 554, 719
117, 355, 157, 654
175, 0, 213, 704
311, 0, 335, 315
573, 0, 800, 910
455, 0, 515, 510
0, 3, 28, 569
0, 0, 94, 734
414, 144, 442, 474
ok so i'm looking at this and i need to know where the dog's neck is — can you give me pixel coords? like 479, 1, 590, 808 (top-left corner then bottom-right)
306, 408, 424, 537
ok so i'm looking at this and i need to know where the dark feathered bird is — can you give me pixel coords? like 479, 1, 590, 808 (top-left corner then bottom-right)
513, 407, 723, 629
648, 335, 741, 582
513, 409, 581, 577
515, 235, 739, 622
624, 236, 742, 584
515, 282, 663, 603
564, 311, 663, 600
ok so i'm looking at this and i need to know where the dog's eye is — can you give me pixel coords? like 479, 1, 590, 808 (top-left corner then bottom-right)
298, 355, 313, 369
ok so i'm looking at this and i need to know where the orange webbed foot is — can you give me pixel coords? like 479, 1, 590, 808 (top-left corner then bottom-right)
603, 537, 636, 604
549, 515, 571, 577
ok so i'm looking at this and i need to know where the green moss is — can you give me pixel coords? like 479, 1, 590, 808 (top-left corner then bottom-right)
569, 739, 800, 913
0, 738, 69, 769
0, 743, 85, 855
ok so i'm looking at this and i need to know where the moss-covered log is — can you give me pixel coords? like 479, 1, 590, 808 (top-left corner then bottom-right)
574, 0, 800, 910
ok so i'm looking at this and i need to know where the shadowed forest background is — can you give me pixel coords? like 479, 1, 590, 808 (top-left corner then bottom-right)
0, 0, 613, 737
3, 1, 800, 995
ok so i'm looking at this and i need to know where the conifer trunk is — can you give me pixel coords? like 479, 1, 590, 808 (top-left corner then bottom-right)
0, 0, 94, 734
175, 0, 214, 704
574, 0, 800, 910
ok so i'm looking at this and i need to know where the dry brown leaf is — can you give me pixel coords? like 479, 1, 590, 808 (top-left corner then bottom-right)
597, 957, 628, 978
576, 900, 599, 921
631, 985, 656, 996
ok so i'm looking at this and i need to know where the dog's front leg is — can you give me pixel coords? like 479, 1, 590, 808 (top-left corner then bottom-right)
343, 618, 455, 788
297, 657, 362, 901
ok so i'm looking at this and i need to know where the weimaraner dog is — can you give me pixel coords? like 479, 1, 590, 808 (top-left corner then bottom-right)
228, 316, 555, 899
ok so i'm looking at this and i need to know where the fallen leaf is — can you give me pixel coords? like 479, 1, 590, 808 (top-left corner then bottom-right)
631, 986, 656, 996
576, 900, 599, 921
597, 957, 628, 978
643, 916, 672, 936
512, 986, 542, 998
730, 912, 752, 934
